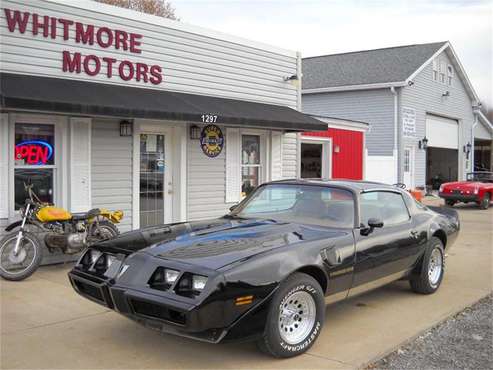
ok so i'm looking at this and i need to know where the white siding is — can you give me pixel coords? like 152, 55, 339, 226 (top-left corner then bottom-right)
187, 125, 229, 220
282, 133, 298, 178
400, 50, 475, 186
0, 0, 298, 108
91, 119, 133, 232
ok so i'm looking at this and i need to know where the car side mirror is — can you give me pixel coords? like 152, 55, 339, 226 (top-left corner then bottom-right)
360, 218, 384, 236
229, 204, 238, 212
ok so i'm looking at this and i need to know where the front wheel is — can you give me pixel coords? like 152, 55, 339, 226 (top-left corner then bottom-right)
0, 232, 43, 281
257, 272, 325, 358
480, 193, 490, 210
409, 237, 444, 294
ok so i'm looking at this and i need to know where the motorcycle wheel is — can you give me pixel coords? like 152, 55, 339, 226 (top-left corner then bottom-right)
0, 232, 43, 281
89, 220, 119, 242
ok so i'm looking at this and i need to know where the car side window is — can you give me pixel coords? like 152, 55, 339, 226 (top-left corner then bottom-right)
360, 191, 410, 226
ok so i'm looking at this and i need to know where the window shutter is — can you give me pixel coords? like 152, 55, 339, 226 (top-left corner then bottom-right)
271, 131, 283, 181
70, 117, 92, 213
225, 128, 240, 203
0, 114, 9, 218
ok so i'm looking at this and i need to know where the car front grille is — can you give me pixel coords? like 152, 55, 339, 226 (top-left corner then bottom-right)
130, 298, 186, 326
72, 279, 105, 303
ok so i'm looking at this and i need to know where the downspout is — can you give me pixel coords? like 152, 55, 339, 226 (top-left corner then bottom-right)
471, 104, 481, 172
390, 86, 399, 183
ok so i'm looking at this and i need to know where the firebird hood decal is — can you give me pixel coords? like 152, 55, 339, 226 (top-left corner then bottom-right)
144, 219, 347, 270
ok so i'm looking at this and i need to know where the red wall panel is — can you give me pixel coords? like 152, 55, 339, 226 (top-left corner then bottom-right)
304, 128, 364, 180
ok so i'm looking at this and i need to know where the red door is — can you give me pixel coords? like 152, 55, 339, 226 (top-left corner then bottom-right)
304, 128, 364, 180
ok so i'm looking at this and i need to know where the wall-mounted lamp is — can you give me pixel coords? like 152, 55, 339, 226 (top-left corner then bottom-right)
119, 120, 133, 136
189, 124, 201, 140
283, 74, 300, 87
418, 137, 428, 150
463, 142, 472, 159
442, 91, 450, 97
334, 145, 341, 153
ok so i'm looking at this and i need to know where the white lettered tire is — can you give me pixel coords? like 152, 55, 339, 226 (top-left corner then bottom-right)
257, 272, 325, 358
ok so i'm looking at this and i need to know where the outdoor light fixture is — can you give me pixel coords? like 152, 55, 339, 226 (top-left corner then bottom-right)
283, 74, 299, 82
419, 137, 428, 150
463, 142, 472, 159
442, 91, 450, 97
189, 124, 201, 140
119, 120, 133, 136
283, 74, 300, 87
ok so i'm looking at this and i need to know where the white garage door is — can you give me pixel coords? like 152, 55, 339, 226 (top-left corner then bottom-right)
426, 115, 459, 149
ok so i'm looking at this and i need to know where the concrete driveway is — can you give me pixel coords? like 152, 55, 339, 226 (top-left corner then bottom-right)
1, 203, 492, 369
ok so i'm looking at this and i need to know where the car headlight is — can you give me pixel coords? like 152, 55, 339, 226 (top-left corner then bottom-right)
164, 269, 180, 284
192, 275, 208, 291
90, 250, 102, 264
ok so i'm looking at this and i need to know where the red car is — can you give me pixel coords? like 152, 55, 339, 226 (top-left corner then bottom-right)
439, 172, 493, 210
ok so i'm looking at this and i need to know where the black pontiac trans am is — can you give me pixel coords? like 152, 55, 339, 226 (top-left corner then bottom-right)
69, 180, 460, 358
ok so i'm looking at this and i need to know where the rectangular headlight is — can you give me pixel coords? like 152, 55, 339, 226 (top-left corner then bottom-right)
192, 275, 208, 291
165, 269, 180, 284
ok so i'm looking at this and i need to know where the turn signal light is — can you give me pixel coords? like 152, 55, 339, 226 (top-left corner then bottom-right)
235, 295, 254, 306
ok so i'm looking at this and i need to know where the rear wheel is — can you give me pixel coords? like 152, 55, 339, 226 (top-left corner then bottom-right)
0, 232, 43, 281
480, 193, 490, 210
89, 220, 119, 242
445, 200, 456, 207
257, 273, 325, 358
410, 237, 444, 294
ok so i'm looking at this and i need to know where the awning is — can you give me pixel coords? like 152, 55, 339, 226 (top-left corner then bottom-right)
0, 73, 326, 131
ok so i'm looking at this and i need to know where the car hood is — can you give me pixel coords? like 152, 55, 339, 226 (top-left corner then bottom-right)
141, 218, 347, 270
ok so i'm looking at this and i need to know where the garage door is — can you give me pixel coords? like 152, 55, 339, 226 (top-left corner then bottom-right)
426, 115, 459, 149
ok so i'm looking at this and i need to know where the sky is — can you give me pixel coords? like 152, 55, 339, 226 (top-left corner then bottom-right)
172, 0, 493, 107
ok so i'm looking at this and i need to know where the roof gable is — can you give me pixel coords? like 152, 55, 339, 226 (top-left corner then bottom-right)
302, 42, 447, 90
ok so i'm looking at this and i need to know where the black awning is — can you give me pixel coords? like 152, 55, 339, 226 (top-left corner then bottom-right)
0, 73, 326, 131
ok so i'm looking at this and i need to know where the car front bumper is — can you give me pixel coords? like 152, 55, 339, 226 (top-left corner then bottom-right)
439, 192, 478, 202
68, 251, 276, 344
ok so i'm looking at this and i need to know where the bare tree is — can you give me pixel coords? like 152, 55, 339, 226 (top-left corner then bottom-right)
95, 0, 179, 20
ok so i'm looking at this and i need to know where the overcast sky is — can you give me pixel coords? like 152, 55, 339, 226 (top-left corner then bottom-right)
173, 0, 493, 107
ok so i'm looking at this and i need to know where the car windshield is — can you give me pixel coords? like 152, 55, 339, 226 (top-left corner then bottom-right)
232, 184, 355, 228
466, 172, 493, 182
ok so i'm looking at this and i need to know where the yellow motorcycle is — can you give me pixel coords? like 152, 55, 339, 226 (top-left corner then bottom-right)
0, 181, 123, 281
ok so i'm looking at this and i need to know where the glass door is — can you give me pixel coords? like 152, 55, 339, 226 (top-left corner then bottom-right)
139, 134, 165, 227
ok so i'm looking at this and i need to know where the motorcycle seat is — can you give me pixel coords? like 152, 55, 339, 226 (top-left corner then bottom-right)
71, 208, 101, 220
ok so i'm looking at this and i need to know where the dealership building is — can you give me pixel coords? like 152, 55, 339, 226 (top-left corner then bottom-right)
302, 42, 493, 189
0, 0, 344, 254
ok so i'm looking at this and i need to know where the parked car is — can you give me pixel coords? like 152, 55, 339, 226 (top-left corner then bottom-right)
439, 172, 493, 209
68, 180, 460, 358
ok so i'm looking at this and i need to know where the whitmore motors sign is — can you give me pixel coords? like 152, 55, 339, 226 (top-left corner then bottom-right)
3, 8, 163, 85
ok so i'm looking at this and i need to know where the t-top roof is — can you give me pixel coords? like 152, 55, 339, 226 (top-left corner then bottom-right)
302, 42, 447, 90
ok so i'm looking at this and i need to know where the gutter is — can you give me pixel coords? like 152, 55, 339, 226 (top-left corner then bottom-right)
471, 104, 481, 172
390, 86, 399, 183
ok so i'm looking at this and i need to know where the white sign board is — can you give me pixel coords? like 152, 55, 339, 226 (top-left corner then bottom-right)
402, 107, 416, 138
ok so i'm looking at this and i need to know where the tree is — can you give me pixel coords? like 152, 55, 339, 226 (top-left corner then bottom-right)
95, 0, 179, 20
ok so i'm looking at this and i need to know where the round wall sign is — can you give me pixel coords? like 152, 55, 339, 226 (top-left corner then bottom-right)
200, 124, 224, 158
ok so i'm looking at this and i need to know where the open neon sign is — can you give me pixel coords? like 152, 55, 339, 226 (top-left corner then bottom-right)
15, 140, 54, 165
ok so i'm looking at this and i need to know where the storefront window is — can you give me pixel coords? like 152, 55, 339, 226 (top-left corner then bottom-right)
14, 123, 55, 209
241, 135, 262, 197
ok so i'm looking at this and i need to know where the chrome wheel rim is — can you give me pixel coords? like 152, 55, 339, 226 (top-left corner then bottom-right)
0, 235, 37, 276
278, 291, 316, 344
428, 247, 443, 286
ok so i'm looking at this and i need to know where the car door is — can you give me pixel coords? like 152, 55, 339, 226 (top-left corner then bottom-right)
350, 190, 420, 290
